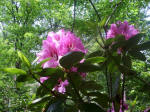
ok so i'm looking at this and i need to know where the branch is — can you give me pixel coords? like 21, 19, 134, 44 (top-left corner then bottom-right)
134, 75, 150, 87
88, 0, 101, 21
30, 71, 57, 97
88, 0, 105, 46
105, 1, 122, 27
72, 0, 76, 32
105, 67, 111, 108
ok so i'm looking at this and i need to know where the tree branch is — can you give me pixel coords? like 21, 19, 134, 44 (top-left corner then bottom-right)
72, 0, 76, 32
88, 0, 105, 46
30, 71, 57, 97
88, 0, 101, 21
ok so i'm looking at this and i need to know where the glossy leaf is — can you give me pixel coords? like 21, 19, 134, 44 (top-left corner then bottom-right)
46, 100, 64, 112
123, 33, 142, 50
82, 103, 105, 112
87, 50, 103, 58
36, 86, 50, 97
129, 51, 146, 61
16, 75, 32, 82
80, 81, 103, 91
59, 51, 85, 68
84, 57, 106, 64
134, 41, 150, 51
76, 63, 101, 72
122, 55, 132, 68
87, 92, 109, 108
37, 68, 64, 77
29, 95, 51, 107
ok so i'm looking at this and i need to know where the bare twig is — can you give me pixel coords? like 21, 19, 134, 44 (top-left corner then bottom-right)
105, 1, 122, 27
88, 0, 105, 46
88, 0, 101, 21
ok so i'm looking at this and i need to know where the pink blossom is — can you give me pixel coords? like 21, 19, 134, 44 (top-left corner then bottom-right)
118, 21, 139, 40
37, 40, 59, 68
107, 24, 119, 39
144, 107, 150, 112
53, 79, 69, 94
71, 67, 78, 72
40, 77, 49, 83
80, 72, 87, 78
80, 59, 85, 63
58, 30, 87, 55
37, 29, 86, 94
106, 21, 139, 40
37, 29, 87, 68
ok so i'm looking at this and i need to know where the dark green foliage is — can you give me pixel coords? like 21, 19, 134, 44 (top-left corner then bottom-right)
81, 103, 105, 112
59, 51, 85, 68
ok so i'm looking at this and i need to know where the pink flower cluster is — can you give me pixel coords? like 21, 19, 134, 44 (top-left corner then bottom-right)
106, 21, 139, 40
37, 29, 87, 68
52, 79, 69, 94
38, 29, 87, 94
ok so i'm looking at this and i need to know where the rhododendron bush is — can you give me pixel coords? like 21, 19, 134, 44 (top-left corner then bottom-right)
2, 21, 150, 112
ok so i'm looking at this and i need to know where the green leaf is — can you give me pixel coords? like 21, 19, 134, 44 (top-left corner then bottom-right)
98, 16, 107, 28
16, 75, 32, 82
37, 68, 64, 77
123, 33, 142, 50
84, 57, 106, 64
80, 81, 103, 91
118, 65, 136, 76
87, 50, 103, 58
59, 51, 85, 68
114, 35, 126, 42
134, 41, 150, 51
87, 92, 109, 108
128, 51, 146, 61
29, 95, 51, 107
122, 55, 131, 68
68, 73, 82, 89
46, 100, 64, 112
1, 68, 27, 75
105, 38, 115, 48
36, 86, 50, 97
76, 63, 101, 72
35, 58, 51, 68
17, 51, 31, 68
81, 103, 105, 112
36, 71, 64, 97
